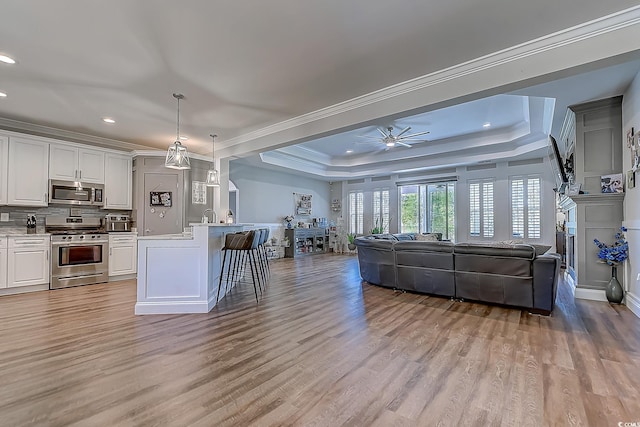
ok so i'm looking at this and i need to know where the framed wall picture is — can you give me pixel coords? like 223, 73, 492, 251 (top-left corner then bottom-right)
294, 192, 312, 215
601, 173, 624, 193
150, 191, 172, 207
627, 170, 636, 189
192, 181, 207, 205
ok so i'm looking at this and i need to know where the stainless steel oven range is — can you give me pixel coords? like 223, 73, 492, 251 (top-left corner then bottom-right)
45, 216, 109, 289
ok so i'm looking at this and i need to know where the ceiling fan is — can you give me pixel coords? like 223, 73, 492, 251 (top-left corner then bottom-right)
357, 126, 430, 149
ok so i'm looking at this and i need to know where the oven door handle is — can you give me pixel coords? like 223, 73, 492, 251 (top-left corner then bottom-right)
52, 242, 108, 247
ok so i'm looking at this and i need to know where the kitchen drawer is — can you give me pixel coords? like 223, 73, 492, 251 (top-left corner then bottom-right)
109, 234, 137, 244
9, 236, 50, 248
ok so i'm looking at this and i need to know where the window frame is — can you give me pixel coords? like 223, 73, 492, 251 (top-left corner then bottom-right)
348, 191, 364, 235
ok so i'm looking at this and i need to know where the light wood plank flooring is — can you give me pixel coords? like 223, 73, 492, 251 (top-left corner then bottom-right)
1, 254, 639, 426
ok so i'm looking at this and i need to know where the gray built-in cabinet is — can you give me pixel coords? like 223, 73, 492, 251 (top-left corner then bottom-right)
559, 96, 624, 296
284, 228, 329, 258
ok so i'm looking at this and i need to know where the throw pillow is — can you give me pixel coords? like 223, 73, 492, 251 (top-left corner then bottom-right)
531, 244, 552, 256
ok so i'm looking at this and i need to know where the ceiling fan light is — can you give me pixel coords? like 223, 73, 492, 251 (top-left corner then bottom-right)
386, 141, 395, 147
205, 168, 220, 187
165, 140, 191, 169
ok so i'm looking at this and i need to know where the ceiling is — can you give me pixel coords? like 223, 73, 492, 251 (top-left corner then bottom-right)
1, 1, 640, 177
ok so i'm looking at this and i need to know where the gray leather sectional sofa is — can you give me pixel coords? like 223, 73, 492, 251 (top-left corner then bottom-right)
354, 236, 561, 315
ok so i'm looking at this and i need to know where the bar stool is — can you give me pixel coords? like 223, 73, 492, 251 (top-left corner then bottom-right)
217, 230, 259, 302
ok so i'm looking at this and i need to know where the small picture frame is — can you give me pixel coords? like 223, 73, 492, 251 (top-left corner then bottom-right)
567, 183, 581, 196
627, 170, 636, 189
601, 173, 624, 193
150, 191, 172, 207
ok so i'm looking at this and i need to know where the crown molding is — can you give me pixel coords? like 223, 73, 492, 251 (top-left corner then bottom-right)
0, 117, 148, 152
218, 5, 640, 157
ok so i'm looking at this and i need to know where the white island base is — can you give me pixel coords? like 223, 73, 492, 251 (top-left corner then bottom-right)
135, 224, 246, 315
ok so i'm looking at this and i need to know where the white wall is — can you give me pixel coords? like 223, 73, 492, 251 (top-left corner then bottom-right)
622, 69, 640, 316
341, 157, 557, 246
229, 162, 331, 224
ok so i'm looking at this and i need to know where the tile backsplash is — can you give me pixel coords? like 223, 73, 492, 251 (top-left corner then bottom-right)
0, 206, 131, 233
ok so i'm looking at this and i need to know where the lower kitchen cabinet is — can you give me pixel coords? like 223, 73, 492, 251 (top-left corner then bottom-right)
0, 237, 7, 288
109, 234, 137, 277
7, 236, 50, 288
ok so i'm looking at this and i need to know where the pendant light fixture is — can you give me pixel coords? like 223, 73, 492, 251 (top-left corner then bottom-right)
205, 133, 220, 187
165, 93, 191, 170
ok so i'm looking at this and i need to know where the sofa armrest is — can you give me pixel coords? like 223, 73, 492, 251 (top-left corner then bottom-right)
532, 253, 561, 313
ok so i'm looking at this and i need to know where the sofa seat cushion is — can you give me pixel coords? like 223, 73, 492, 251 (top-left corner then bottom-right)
455, 272, 533, 307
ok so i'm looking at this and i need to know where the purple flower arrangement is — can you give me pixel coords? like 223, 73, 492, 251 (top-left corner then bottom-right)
593, 227, 629, 266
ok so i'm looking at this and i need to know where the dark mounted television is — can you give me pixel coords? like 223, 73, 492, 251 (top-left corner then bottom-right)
549, 135, 569, 193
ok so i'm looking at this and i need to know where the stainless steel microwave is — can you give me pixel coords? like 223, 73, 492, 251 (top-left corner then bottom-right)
49, 180, 104, 206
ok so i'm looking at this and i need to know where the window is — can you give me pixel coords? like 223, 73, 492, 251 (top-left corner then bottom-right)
372, 189, 390, 233
469, 180, 494, 238
349, 191, 364, 234
399, 182, 455, 240
511, 176, 541, 239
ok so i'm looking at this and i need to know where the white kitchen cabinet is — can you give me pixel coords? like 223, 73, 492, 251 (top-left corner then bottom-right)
0, 135, 8, 205
109, 234, 137, 277
50, 144, 105, 184
7, 136, 49, 206
104, 153, 132, 209
8, 236, 50, 288
0, 237, 7, 289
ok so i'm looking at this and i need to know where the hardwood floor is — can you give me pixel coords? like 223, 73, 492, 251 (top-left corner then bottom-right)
1, 254, 639, 426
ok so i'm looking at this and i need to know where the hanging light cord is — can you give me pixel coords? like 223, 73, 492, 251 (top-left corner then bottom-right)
176, 95, 180, 141
210, 134, 217, 162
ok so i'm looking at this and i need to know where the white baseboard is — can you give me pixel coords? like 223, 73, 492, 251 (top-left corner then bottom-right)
574, 287, 607, 302
0, 283, 49, 296
134, 301, 212, 315
625, 292, 640, 319
109, 273, 136, 282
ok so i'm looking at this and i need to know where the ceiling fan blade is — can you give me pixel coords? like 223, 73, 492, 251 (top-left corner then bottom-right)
395, 126, 412, 138
396, 141, 412, 148
356, 135, 382, 139
400, 130, 430, 139
377, 127, 389, 138
398, 138, 429, 142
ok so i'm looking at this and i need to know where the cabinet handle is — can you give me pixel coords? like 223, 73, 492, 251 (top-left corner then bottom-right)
46, 249, 49, 261
79, 170, 82, 179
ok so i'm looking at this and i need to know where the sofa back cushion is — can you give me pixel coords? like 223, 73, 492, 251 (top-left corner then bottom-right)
393, 233, 416, 241
454, 243, 534, 277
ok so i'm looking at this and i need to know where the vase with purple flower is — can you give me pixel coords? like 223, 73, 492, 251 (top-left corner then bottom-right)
594, 227, 629, 304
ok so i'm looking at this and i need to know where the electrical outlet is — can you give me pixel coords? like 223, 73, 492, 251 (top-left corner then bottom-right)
0, 213, 9, 222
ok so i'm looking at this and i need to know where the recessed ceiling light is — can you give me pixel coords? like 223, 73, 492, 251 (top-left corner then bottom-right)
0, 92, 6, 98
0, 55, 16, 64
346, 150, 353, 153
180, 136, 189, 140
102, 118, 115, 124
483, 122, 491, 128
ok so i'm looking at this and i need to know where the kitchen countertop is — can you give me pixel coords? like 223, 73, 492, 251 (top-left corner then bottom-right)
0, 230, 50, 237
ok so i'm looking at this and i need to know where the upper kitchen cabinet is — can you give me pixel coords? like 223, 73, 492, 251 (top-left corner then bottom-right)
0, 135, 7, 205
7, 136, 49, 206
50, 144, 105, 184
104, 153, 132, 209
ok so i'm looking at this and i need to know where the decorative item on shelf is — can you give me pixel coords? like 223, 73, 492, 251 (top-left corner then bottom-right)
331, 198, 341, 212
593, 227, 628, 303
284, 215, 294, 229
205, 133, 220, 187
225, 210, 234, 224
567, 183, 582, 196
601, 173, 624, 193
165, 93, 191, 170
347, 233, 357, 251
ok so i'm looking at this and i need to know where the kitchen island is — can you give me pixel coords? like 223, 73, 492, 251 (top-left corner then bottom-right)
135, 223, 246, 315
